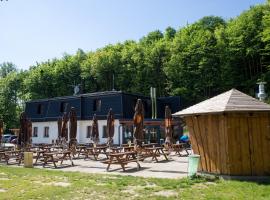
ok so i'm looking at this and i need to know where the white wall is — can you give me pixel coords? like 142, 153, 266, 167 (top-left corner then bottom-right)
31, 119, 123, 145
31, 121, 58, 144
77, 119, 121, 144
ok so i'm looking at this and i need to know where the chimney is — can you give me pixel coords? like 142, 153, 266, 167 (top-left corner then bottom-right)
257, 82, 267, 101
150, 87, 157, 119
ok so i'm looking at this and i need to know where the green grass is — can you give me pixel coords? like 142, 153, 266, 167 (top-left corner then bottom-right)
0, 166, 270, 200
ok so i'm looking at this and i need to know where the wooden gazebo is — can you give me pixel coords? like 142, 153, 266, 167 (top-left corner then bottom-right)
173, 89, 270, 176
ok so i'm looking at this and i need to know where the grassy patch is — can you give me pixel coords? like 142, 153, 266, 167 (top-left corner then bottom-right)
0, 166, 269, 199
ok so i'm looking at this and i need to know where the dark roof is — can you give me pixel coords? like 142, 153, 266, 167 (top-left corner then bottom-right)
26, 90, 182, 122
28, 90, 151, 103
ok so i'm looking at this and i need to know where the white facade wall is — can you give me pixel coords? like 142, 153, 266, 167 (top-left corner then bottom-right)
31, 120, 123, 145
32, 121, 58, 144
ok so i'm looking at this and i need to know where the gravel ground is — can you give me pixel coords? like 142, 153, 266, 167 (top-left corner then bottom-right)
35, 152, 189, 179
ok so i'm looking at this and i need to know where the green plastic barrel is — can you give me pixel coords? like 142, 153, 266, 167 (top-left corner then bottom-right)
188, 154, 200, 177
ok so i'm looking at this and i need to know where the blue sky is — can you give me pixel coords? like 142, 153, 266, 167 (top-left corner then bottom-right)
0, 0, 266, 70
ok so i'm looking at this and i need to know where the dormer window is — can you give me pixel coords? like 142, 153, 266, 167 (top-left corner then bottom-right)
143, 100, 149, 113
60, 102, 68, 113
37, 104, 43, 114
93, 99, 101, 112
133, 98, 138, 111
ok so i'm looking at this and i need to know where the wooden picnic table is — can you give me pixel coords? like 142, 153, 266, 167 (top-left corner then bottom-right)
34, 150, 47, 164
76, 145, 87, 158
172, 143, 190, 156
85, 146, 108, 160
42, 151, 74, 168
142, 143, 159, 147
0, 151, 9, 164
0, 150, 23, 165
103, 151, 141, 171
109, 147, 122, 153
143, 147, 168, 162
95, 146, 108, 156
123, 146, 135, 152
42, 146, 54, 152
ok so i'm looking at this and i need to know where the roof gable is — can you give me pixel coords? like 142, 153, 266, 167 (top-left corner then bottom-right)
173, 89, 270, 116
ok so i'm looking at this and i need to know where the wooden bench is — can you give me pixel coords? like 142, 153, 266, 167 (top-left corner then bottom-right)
0, 151, 10, 164
103, 152, 142, 171
42, 151, 74, 168
0, 150, 23, 165
172, 143, 190, 156
142, 147, 168, 162
84, 148, 100, 160
76, 145, 87, 158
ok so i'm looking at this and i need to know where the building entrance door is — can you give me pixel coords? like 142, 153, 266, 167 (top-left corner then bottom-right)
144, 126, 161, 144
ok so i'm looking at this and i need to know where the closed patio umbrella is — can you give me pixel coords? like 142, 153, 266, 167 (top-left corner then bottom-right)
0, 120, 3, 145
106, 108, 115, 146
57, 117, 62, 139
18, 112, 29, 148
61, 112, 69, 140
165, 106, 173, 144
69, 107, 77, 143
133, 99, 144, 146
27, 119, 32, 144
91, 114, 99, 144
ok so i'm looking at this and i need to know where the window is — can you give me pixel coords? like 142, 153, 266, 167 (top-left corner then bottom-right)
60, 102, 68, 113
133, 98, 138, 111
86, 126, 92, 138
33, 127, 38, 137
102, 125, 107, 138
37, 104, 43, 114
44, 127, 49, 138
93, 99, 101, 112
143, 100, 149, 113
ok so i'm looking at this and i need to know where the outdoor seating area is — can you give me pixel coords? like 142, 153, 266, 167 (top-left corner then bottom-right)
0, 98, 192, 177
0, 141, 190, 175
2, 1, 270, 198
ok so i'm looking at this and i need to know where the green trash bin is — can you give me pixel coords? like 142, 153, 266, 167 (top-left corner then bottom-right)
188, 154, 200, 177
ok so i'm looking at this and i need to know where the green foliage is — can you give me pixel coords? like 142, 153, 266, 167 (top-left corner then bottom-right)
0, 62, 17, 78
0, 71, 23, 129
1, 2, 270, 128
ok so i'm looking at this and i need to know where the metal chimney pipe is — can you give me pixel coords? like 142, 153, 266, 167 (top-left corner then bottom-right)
257, 82, 267, 101
154, 88, 157, 119
150, 87, 154, 119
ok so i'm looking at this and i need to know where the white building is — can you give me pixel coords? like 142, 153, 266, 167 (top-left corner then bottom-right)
25, 91, 181, 145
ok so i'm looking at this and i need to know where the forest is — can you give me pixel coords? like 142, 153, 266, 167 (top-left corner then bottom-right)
0, 1, 270, 129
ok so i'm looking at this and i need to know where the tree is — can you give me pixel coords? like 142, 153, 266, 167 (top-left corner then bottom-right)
0, 72, 23, 129
165, 16, 226, 105
164, 26, 176, 40
226, 5, 266, 95
0, 62, 17, 78
1, 0, 269, 122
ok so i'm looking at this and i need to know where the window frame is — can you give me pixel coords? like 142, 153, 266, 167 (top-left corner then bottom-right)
60, 102, 68, 113
86, 126, 92, 138
93, 99, 101, 112
37, 104, 43, 115
102, 125, 107, 138
33, 127, 38, 137
44, 126, 49, 138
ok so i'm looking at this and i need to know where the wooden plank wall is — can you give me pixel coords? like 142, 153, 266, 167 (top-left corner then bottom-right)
185, 117, 203, 170
226, 113, 251, 175
247, 113, 270, 175
185, 114, 228, 174
185, 112, 270, 176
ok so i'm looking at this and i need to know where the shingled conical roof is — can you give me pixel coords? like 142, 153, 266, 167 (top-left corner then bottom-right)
173, 89, 270, 116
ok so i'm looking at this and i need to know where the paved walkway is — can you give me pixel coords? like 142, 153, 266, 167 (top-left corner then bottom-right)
37, 153, 189, 179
